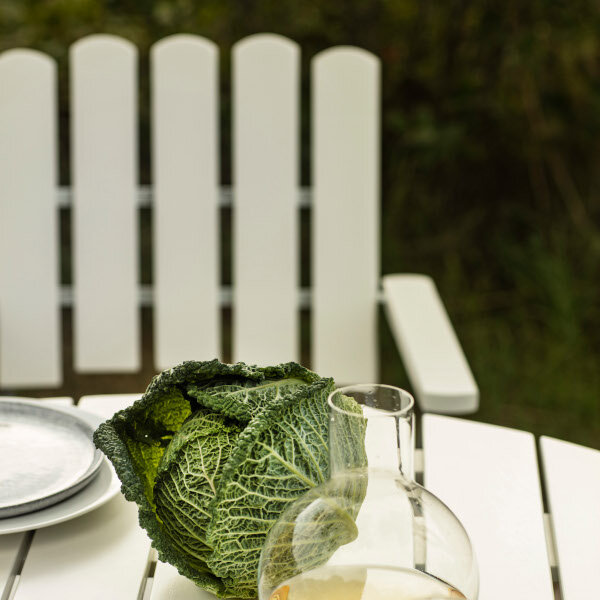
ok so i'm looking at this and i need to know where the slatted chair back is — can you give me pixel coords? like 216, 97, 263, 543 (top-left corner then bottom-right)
0, 33, 379, 390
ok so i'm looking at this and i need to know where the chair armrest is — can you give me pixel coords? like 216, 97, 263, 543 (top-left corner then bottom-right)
382, 274, 478, 414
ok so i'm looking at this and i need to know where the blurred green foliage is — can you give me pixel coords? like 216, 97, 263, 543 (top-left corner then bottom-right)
2, 0, 599, 447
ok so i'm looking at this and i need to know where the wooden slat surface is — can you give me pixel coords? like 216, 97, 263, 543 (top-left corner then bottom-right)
423, 415, 554, 600
382, 274, 478, 414
312, 47, 380, 383
71, 35, 140, 373
0, 534, 26, 599
0, 49, 61, 388
3, 396, 590, 599
151, 34, 221, 369
232, 34, 300, 365
13, 497, 150, 600
54, 184, 311, 209
0, 396, 72, 407
150, 561, 214, 600
40, 396, 74, 407
540, 436, 600, 600
78, 393, 141, 417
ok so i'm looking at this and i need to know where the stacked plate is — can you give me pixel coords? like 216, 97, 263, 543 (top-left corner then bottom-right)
0, 398, 120, 534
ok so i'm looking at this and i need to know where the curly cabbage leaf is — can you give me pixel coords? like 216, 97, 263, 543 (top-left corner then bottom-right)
93, 360, 365, 599
259, 394, 368, 592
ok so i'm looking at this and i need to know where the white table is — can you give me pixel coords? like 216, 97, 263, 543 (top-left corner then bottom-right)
1, 394, 598, 600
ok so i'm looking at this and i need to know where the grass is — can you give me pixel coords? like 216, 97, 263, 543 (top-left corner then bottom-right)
380, 234, 600, 450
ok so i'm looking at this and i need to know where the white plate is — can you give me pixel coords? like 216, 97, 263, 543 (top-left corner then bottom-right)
0, 406, 121, 535
0, 399, 104, 518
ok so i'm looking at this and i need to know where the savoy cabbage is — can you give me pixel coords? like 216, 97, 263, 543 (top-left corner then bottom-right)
94, 359, 365, 599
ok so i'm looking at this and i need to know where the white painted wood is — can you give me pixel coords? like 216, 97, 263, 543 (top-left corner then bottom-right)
0, 396, 73, 406
330, 409, 415, 570
78, 393, 141, 418
232, 34, 300, 365
382, 274, 478, 414
0, 49, 61, 387
150, 561, 216, 600
13, 495, 150, 600
0, 534, 25, 600
540, 436, 600, 600
142, 550, 158, 600
151, 35, 221, 369
40, 396, 73, 406
56, 184, 312, 209
363, 407, 402, 472
71, 35, 139, 372
312, 47, 380, 383
542, 512, 558, 570
59, 282, 311, 310
423, 415, 554, 600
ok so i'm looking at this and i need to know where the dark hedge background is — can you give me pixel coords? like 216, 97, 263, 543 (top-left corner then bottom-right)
2, 1, 599, 447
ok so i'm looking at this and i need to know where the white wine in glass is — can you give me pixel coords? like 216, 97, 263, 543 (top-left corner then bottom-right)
270, 566, 465, 600
270, 565, 466, 600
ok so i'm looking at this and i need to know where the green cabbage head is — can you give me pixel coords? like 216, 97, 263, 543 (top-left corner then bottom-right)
93, 360, 364, 599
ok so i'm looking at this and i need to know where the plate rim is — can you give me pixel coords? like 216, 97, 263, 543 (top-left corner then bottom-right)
0, 459, 120, 535
0, 397, 104, 518
0, 401, 121, 534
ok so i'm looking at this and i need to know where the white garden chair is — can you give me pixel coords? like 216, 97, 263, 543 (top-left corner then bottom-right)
0, 33, 477, 414
1, 34, 598, 600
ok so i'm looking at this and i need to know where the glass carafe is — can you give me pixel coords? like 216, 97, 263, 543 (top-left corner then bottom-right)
258, 384, 479, 600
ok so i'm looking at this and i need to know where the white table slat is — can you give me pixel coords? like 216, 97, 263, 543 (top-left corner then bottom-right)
382, 274, 478, 414
8, 393, 591, 599
423, 415, 554, 600
312, 47, 380, 383
0, 534, 26, 600
71, 34, 140, 373
540, 436, 600, 600
0, 396, 73, 407
0, 49, 61, 388
151, 34, 221, 370
40, 396, 74, 406
232, 34, 300, 365
78, 393, 141, 418
150, 561, 216, 600
13, 496, 150, 600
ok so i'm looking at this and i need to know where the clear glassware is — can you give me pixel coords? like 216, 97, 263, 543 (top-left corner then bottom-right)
258, 384, 479, 600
